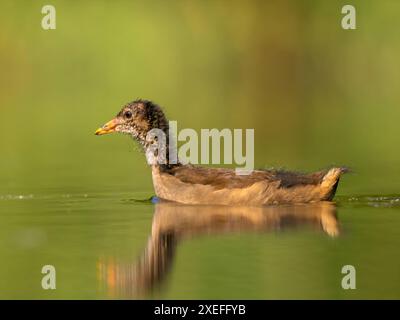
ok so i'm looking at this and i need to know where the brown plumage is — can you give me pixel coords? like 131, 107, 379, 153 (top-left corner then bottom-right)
95, 99, 347, 206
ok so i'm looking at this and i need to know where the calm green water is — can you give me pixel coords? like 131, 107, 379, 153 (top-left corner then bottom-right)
0, 185, 399, 299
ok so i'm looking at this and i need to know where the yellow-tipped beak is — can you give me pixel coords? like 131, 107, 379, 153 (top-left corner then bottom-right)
95, 118, 118, 135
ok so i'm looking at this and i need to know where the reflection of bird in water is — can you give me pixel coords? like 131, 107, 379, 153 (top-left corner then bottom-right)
97, 201, 339, 298
95, 99, 347, 205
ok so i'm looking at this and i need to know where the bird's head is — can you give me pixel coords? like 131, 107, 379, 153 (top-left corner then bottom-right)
95, 99, 169, 144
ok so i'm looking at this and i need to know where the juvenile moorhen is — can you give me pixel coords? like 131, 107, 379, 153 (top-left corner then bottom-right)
95, 99, 347, 206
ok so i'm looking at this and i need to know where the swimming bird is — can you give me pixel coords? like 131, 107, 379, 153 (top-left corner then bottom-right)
95, 99, 347, 206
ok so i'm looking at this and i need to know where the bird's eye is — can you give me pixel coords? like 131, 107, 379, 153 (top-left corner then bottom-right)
124, 111, 132, 119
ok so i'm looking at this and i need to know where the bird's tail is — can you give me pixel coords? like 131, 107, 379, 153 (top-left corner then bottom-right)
320, 167, 349, 200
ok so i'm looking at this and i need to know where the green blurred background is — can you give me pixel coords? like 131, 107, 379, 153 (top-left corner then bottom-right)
0, 0, 399, 299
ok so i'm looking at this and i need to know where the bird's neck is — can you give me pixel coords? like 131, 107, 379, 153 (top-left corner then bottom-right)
138, 125, 180, 170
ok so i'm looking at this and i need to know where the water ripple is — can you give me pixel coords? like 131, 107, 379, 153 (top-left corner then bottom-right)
338, 195, 400, 208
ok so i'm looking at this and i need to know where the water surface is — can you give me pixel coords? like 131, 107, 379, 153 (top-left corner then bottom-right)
1, 189, 399, 299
